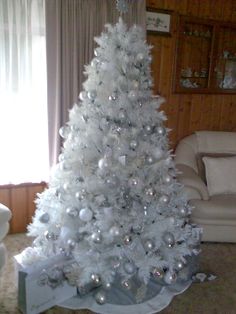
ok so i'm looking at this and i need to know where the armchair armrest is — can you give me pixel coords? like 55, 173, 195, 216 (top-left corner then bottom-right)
176, 164, 209, 201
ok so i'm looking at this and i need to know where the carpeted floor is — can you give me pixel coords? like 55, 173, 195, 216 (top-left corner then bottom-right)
1, 234, 236, 314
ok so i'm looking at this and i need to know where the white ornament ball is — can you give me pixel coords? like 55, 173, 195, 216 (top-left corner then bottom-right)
95, 290, 106, 304
91, 232, 102, 243
145, 187, 155, 197
152, 267, 164, 280
87, 90, 97, 100
156, 126, 166, 135
129, 140, 138, 150
104, 282, 112, 290
39, 213, 50, 223
162, 232, 175, 247
67, 239, 76, 250
124, 235, 132, 245
59, 125, 69, 138
118, 109, 127, 123
79, 91, 87, 101
144, 239, 155, 251
136, 53, 144, 62
128, 90, 138, 101
146, 156, 154, 164
144, 125, 153, 134
109, 225, 120, 237
94, 48, 99, 56
153, 148, 163, 160
79, 208, 93, 222
164, 174, 172, 183
132, 80, 139, 89
179, 207, 188, 217
66, 207, 78, 217
176, 260, 184, 271
98, 157, 111, 171
159, 194, 170, 204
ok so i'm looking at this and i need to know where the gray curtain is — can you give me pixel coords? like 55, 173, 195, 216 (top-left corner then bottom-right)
46, 0, 146, 167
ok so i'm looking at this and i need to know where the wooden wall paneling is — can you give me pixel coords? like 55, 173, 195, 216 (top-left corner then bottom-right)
220, 96, 232, 129
176, 94, 192, 142
186, 0, 199, 17
210, 96, 222, 130
188, 95, 203, 133
11, 186, 28, 233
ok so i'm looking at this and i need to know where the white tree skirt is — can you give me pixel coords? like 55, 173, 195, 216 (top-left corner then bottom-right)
59, 279, 191, 314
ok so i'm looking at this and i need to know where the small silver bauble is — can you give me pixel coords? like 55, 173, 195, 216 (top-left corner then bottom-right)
144, 239, 155, 251
123, 261, 136, 274
163, 174, 172, 183
79, 208, 93, 222
156, 126, 166, 136
121, 279, 131, 290
87, 90, 97, 100
118, 109, 127, 123
129, 140, 138, 150
79, 91, 87, 101
164, 271, 177, 284
128, 177, 139, 188
162, 232, 175, 247
128, 90, 138, 101
109, 225, 120, 237
110, 256, 121, 269
106, 176, 119, 188
66, 207, 78, 217
136, 53, 144, 62
144, 125, 153, 134
176, 260, 184, 271
95, 290, 106, 304
159, 194, 170, 204
145, 187, 155, 197
98, 157, 111, 171
91, 232, 102, 243
132, 80, 139, 89
146, 156, 154, 164
44, 231, 57, 241
91, 273, 101, 286
153, 147, 163, 160
91, 58, 100, 67
67, 239, 76, 250
94, 48, 99, 57
179, 207, 188, 217
124, 235, 132, 245
75, 191, 84, 201
152, 267, 164, 280
103, 282, 112, 290
39, 212, 50, 223
59, 125, 69, 138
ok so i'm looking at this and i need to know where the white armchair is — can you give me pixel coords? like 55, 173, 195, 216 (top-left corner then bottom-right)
175, 131, 236, 243
0, 203, 12, 272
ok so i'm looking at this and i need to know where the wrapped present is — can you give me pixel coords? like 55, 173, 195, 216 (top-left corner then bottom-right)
15, 253, 77, 314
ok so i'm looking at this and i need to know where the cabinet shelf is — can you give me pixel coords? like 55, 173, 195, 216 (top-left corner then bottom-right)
174, 16, 236, 94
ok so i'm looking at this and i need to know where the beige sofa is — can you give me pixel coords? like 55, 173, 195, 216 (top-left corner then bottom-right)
0, 203, 11, 272
174, 131, 236, 243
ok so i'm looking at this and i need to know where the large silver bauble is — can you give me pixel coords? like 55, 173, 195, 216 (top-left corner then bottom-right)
164, 271, 177, 284
95, 290, 106, 304
162, 232, 175, 247
79, 208, 93, 222
124, 235, 132, 245
123, 261, 136, 274
109, 225, 120, 237
144, 239, 155, 251
87, 90, 97, 101
39, 212, 50, 223
91, 232, 102, 243
91, 273, 101, 286
66, 207, 78, 217
79, 91, 87, 101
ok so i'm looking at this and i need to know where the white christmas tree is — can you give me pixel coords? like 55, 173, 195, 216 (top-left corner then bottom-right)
22, 18, 201, 309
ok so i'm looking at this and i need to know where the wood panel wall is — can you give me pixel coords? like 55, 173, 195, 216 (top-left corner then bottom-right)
0, 182, 46, 234
147, 0, 236, 148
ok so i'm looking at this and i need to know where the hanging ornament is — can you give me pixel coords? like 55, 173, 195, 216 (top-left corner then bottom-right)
164, 271, 177, 284
106, 175, 119, 188
145, 187, 155, 197
121, 279, 131, 290
109, 225, 120, 237
109, 256, 121, 269
91, 58, 100, 67
79, 91, 88, 101
79, 208, 93, 222
151, 267, 164, 281
94, 48, 99, 57
176, 260, 185, 271
118, 108, 127, 123
87, 90, 97, 101
59, 125, 69, 138
108, 92, 117, 101
95, 290, 106, 304
162, 232, 175, 247
179, 206, 188, 217
132, 80, 139, 89
75, 191, 85, 201
91, 232, 102, 243
103, 282, 112, 290
123, 261, 136, 274
44, 231, 58, 241
91, 273, 101, 286
153, 147, 163, 160
129, 140, 138, 150
39, 212, 50, 224
159, 194, 170, 204
144, 125, 153, 135
128, 177, 141, 189
118, 155, 126, 166
163, 174, 172, 184
146, 155, 154, 165
156, 126, 166, 136
66, 207, 79, 218
144, 239, 155, 251
136, 53, 145, 62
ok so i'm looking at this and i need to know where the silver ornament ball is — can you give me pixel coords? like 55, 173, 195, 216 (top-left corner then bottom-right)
79, 208, 93, 222
79, 91, 87, 101
87, 90, 97, 100
67, 239, 76, 250
91, 273, 101, 286
109, 225, 120, 237
39, 212, 50, 223
121, 279, 131, 290
128, 90, 138, 101
164, 271, 177, 284
159, 194, 170, 204
144, 239, 155, 251
123, 261, 136, 274
66, 207, 78, 217
162, 232, 175, 247
129, 140, 138, 150
95, 290, 106, 304
156, 126, 166, 136
91, 232, 102, 243
152, 267, 164, 280
124, 235, 132, 245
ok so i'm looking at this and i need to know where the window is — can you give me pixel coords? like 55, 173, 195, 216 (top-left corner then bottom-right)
0, 0, 49, 184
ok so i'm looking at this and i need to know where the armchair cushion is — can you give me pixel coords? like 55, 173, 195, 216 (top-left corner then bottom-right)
203, 156, 236, 196
176, 164, 209, 200
0, 203, 12, 224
